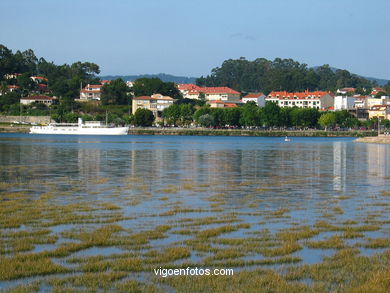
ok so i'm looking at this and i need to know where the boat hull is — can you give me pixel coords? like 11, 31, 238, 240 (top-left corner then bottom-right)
30, 126, 129, 135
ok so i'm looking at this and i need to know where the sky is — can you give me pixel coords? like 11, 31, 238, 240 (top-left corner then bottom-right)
1, 0, 389, 79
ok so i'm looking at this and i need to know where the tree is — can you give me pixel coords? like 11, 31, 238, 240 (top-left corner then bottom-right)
262, 101, 280, 127
318, 112, 336, 130
239, 102, 260, 126
134, 108, 154, 126
0, 92, 20, 111
198, 114, 214, 127
101, 78, 130, 105
279, 107, 293, 128
162, 104, 181, 126
194, 106, 211, 124
179, 104, 194, 125
132, 78, 182, 99
224, 108, 241, 127
291, 108, 320, 128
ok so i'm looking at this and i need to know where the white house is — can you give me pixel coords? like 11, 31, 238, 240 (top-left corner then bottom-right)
266, 91, 334, 110
242, 93, 266, 107
132, 94, 175, 117
20, 95, 57, 105
336, 88, 356, 95
79, 84, 103, 101
177, 84, 240, 101
334, 96, 356, 111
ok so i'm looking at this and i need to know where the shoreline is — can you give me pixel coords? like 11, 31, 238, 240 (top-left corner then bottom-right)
354, 135, 390, 144
0, 124, 378, 137
127, 128, 376, 137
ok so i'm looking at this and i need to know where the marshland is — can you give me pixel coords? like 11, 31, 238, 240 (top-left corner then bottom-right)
0, 134, 389, 292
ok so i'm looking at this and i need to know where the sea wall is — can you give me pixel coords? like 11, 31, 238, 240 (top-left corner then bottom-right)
0, 115, 51, 124
128, 128, 377, 137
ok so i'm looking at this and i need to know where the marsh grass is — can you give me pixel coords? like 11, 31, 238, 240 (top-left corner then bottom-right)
0, 254, 69, 280
306, 235, 345, 249
197, 224, 250, 239
362, 238, 390, 248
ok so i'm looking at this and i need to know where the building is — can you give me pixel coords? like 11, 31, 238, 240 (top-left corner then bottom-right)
371, 87, 385, 96
242, 93, 266, 107
132, 94, 175, 117
354, 95, 369, 109
207, 100, 241, 108
366, 97, 386, 109
20, 95, 57, 105
336, 87, 356, 95
79, 84, 103, 101
30, 76, 48, 83
7, 85, 20, 92
368, 105, 390, 120
266, 90, 334, 110
177, 84, 240, 101
334, 96, 356, 111
3, 73, 21, 79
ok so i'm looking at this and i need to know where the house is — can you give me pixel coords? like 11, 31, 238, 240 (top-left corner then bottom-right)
368, 105, 390, 120
366, 98, 385, 109
132, 94, 175, 117
30, 76, 48, 83
7, 85, 20, 92
336, 87, 356, 95
177, 84, 240, 101
334, 96, 356, 111
371, 87, 385, 96
207, 100, 242, 108
242, 93, 266, 107
20, 95, 57, 105
353, 95, 369, 109
177, 84, 202, 99
266, 90, 334, 110
3, 73, 21, 79
79, 84, 103, 101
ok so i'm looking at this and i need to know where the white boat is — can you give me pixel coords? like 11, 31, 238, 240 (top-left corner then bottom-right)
30, 118, 129, 135
284, 136, 291, 142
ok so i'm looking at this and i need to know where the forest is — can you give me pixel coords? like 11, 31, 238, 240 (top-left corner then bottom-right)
196, 57, 382, 94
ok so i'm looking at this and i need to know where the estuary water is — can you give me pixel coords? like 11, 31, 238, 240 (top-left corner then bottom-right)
0, 134, 389, 196
0, 133, 390, 290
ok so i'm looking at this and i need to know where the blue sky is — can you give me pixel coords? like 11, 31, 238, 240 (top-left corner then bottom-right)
1, 0, 389, 79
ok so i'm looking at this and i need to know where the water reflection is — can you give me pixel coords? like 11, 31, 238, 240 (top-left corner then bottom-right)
0, 135, 389, 197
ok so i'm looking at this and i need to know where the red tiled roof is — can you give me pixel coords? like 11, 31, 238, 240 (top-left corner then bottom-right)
31, 76, 48, 81
177, 84, 201, 91
80, 90, 101, 93
21, 95, 56, 100
202, 87, 239, 95
268, 90, 332, 100
7, 85, 20, 89
243, 93, 264, 98
179, 84, 239, 95
134, 96, 174, 101
84, 84, 102, 89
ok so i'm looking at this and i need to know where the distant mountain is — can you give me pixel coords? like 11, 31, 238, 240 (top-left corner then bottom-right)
311, 66, 388, 86
99, 73, 197, 84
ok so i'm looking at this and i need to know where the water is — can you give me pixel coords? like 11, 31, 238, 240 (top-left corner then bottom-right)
0, 134, 389, 289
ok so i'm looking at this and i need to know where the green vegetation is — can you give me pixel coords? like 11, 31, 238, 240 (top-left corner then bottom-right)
0, 175, 389, 292
196, 57, 379, 93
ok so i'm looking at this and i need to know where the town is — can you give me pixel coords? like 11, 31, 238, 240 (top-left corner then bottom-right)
1, 45, 390, 131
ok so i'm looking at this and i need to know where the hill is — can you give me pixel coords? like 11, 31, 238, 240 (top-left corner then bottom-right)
312, 66, 388, 86
99, 73, 197, 84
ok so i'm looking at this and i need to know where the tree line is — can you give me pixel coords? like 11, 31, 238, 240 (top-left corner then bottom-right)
196, 57, 386, 94
160, 102, 389, 130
